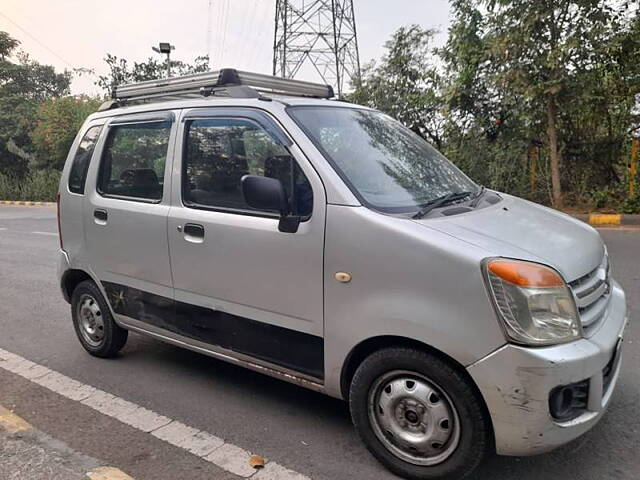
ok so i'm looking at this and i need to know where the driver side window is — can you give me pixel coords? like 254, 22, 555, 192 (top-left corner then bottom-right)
182, 118, 313, 216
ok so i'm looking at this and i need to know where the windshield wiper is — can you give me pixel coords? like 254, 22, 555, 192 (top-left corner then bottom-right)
469, 185, 486, 208
412, 191, 473, 219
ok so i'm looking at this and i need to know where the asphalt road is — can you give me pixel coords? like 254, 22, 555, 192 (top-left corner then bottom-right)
0, 205, 638, 480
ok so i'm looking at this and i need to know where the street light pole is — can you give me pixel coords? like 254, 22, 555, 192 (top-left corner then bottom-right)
152, 42, 175, 78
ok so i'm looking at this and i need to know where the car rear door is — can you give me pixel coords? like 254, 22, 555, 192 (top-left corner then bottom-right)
166, 107, 326, 380
83, 111, 177, 314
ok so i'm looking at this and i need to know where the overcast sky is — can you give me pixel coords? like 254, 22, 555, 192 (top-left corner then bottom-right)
0, 0, 451, 95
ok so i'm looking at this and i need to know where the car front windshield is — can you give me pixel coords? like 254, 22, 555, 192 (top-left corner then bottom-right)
288, 106, 478, 213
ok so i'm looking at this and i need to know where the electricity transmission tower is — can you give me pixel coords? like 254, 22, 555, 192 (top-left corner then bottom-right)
273, 0, 361, 97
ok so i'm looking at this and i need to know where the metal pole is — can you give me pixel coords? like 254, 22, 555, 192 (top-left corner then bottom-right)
331, 0, 341, 97
630, 137, 639, 198
349, 0, 362, 87
530, 145, 538, 196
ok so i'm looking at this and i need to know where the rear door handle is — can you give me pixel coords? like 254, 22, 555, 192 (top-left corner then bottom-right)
93, 208, 108, 225
183, 223, 205, 243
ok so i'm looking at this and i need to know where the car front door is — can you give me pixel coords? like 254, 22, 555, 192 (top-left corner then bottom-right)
84, 111, 177, 315
166, 108, 326, 380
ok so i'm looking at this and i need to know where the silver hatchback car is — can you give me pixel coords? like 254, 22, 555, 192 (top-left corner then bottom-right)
57, 69, 627, 480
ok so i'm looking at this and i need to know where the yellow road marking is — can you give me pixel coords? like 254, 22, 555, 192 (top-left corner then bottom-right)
86, 466, 135, 480
0, 201, 54, 206
589, 213, 621, 225
0, 404, 32, 433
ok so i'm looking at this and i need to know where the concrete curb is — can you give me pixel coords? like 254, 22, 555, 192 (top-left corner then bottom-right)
0, 200, 55, 206
572, 213, 640, 226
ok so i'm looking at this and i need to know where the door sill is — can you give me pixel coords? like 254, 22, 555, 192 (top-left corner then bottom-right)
117, 316, 326, 393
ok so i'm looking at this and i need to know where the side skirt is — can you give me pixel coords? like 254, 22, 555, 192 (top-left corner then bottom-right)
118, 317, 325, 392
101, 281, 325, 380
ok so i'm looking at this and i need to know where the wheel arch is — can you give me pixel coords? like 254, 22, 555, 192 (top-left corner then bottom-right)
60, 269, 93, 303
340, 335, 494, 436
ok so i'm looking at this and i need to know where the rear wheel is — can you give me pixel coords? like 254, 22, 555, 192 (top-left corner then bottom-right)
349, 347, 491, 480
71, 280, 128, 357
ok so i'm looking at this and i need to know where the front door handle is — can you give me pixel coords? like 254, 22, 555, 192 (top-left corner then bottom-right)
183, 223, 205, 243
93, 208, 108, 225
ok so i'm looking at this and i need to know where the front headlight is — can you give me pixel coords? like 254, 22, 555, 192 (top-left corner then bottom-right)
484, 258, 581, 346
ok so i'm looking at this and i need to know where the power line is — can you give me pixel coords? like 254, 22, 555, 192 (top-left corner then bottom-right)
240, 0, 259, 67
206, 0, 213, 66
274, 0, 361, 96
0, 10, 75, 68
220, 0, 230, 65
249, 0, 272, 69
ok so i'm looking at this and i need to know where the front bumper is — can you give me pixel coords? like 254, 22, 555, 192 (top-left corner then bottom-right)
468, 280, 627, 456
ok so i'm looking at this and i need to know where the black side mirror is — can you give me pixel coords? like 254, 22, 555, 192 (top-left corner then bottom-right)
241, 175, 301, 233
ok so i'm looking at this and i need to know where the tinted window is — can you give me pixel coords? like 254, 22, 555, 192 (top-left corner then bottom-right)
183, 118, 313, 216
288, 107, 478, 213
98, 121, 171, 201
68, 125, 102, 194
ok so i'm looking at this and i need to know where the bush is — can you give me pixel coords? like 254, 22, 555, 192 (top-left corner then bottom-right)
588, 186, 618, 210
622, 195, 640, 214
0, 170, 60, 201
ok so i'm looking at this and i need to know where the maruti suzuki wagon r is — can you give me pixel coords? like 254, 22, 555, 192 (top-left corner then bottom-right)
57, 69, 627, 480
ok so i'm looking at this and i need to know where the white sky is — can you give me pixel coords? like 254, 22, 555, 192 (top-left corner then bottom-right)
0, 0, 451, 96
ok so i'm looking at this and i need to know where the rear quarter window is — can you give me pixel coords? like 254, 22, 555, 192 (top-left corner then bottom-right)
68, 125, 103, 194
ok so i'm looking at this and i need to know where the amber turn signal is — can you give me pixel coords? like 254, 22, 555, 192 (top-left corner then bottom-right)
488, 259, 564, 287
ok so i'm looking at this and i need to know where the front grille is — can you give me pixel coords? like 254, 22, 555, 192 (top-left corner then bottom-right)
569, 254, 611, 335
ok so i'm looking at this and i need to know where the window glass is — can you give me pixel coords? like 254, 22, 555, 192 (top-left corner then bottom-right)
68, 125, 102, 194
98, 121, 171, 201
288, 107, 478, 213
183, 118, 313, 216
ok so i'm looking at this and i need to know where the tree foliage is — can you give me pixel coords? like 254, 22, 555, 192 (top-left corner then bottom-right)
350, 26, 446, 149
0, 32, 72, 177
352, 1, 640, 210
31, 96, 103, 170
96, 53, 210, 94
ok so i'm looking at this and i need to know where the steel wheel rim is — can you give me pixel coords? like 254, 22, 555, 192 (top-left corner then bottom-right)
77, 294, 105, 347
367, 370, 461, 466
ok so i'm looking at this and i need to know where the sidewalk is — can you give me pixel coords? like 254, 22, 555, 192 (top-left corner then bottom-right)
0, 405, 133, 480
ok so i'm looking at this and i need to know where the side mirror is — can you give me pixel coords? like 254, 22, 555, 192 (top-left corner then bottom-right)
241, 175, 301, 233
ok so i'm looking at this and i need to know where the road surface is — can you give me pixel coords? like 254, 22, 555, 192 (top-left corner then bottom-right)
0, 205, 638, 479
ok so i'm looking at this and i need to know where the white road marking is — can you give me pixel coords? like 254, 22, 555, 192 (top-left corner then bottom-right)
0, 347, 309, 479
31, 231, 58, 236
0, 227, 6, 231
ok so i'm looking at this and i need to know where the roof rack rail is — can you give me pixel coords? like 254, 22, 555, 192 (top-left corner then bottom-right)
100, 68, 334, 111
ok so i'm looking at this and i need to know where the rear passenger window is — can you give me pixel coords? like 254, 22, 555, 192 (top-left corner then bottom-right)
183, 118, 313, 216
98, 121, 171, 201
68, 125, 102, 194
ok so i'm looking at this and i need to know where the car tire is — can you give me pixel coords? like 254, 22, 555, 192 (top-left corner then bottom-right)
71, 280, 128, 358
349, 347, 492, 480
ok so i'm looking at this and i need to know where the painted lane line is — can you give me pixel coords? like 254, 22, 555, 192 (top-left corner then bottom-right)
31, 231, 58, 236
0, 347, 310, 480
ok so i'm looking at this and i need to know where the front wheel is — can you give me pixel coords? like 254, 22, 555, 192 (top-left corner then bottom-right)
349, 347, 492, 480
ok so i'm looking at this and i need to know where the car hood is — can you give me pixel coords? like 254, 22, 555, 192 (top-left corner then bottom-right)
413, 193, 604, 282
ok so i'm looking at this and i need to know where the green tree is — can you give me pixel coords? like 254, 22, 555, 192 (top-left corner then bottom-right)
0, 31, 71, 177
349, 26, 446, 149
480, 0, 633, 207
96, 53, 209, 95
31, 96, 102, 170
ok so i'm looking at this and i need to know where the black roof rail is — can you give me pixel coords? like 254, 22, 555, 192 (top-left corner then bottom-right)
98, 68, 334, 111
